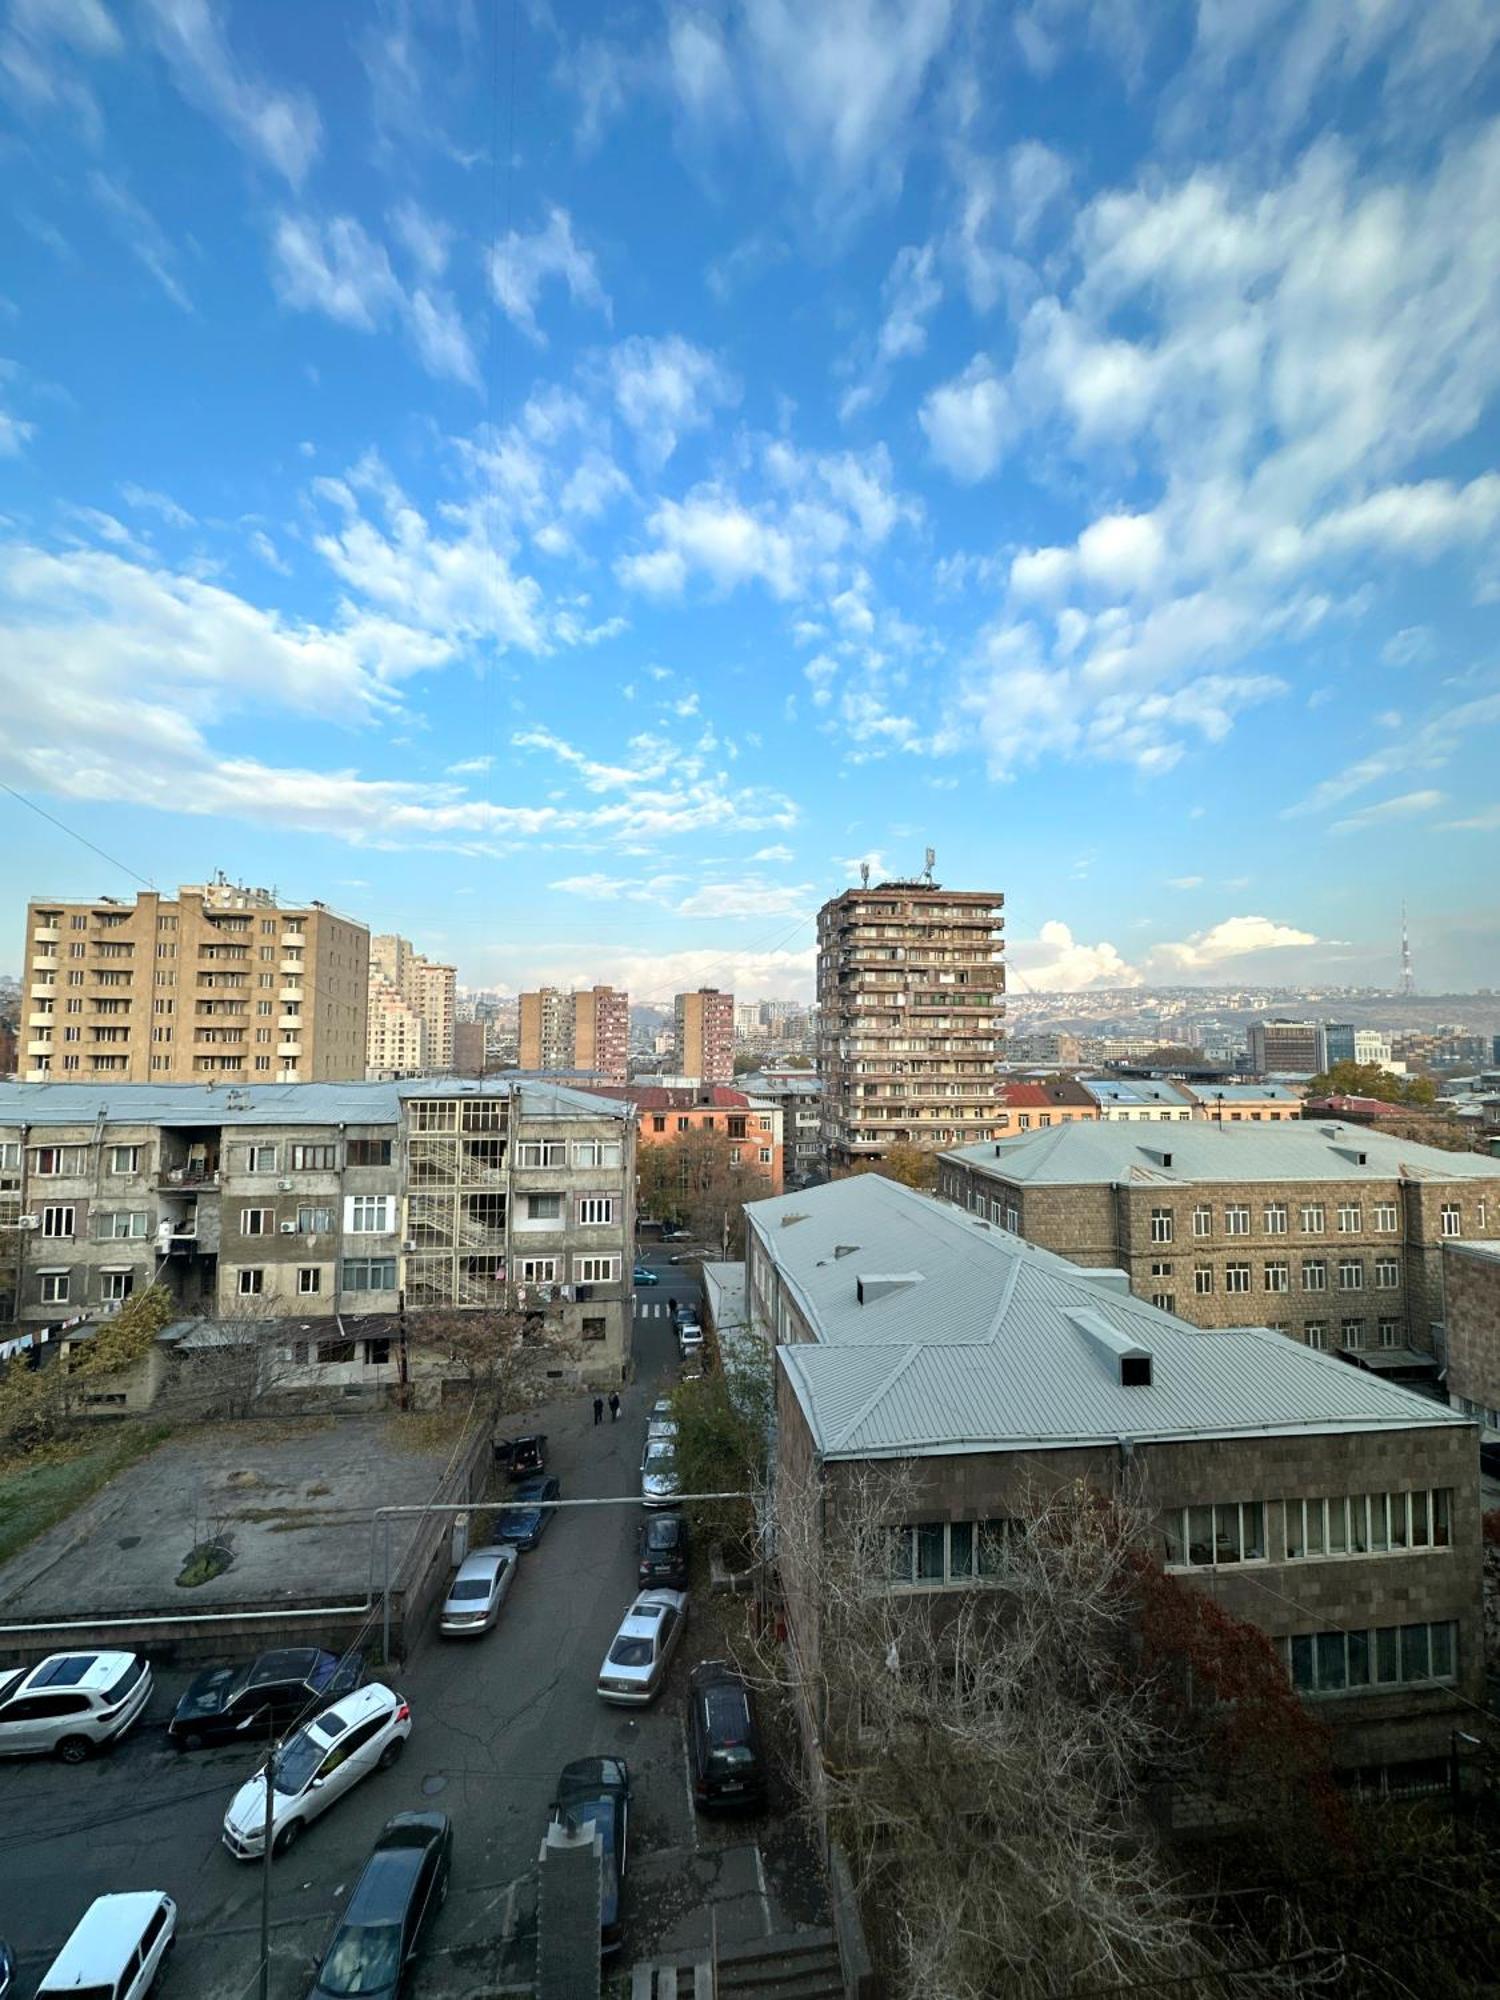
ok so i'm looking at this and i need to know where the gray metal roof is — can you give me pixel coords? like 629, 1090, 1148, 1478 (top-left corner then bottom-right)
0, 1074, 628, 1129
942, 1118, 1500, 1187
747, 1176, 1468, 1460
1077, 1077, 1195, 1108
1179, 1082, 1304, 1103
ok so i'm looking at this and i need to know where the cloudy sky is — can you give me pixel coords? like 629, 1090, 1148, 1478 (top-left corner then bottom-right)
2, 0, 1498, 1000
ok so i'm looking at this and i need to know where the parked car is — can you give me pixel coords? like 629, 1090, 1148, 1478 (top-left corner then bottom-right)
222, 1684, 411, 1860
649, 1394, 674, 1422
32, 1893, 176, 2000
640, 1439, 680, 1509
494, 1476, 561, 1550
305, 1812, 452, 2000
439, 1546, 519, 1637
646, 1413, 678, 1444
0, 1937, 14, 1998
662, 1228, 691, 1242
549, 1758, 630, 1953
597, 1590, 687, 1705
637, 1511, 690, 1589
495, 1433, 548, 1480
688, 1661, 768, 1811
169, 1646, 362, 1752
677, 1322, 705, 1355
0, 1651, 152, 1764
631, 1264, 660, 1285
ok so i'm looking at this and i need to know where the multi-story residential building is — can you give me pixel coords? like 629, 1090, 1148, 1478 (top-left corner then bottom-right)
1178, 1082, 1305, 1122
366, 935, 455, 1077
937, 1120, 1500, 1365
453, 1020, 487, 1077
0, 1077, 634, 1386
1325, 1025, 1393, 1067
1248, 1019, 1328, 1075
518, 986, 629, 1084
994, 1078, 1098, 1134
1443, 1240, 1500, 1434
735, 1071, 824, 1185
816, 880, 1005, 1167
749, 1173, 1484, 1779
1078, 1077, 1195, 1122
672, 988, 735, 1085
580, 1083, 783, 1195
366, 983, 429, 1076
21, 880, 369, 1085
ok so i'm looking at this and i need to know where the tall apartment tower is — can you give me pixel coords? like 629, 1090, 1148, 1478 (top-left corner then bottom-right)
816, 877, 1005, 1167
518, 986, 629, 1083
21, 878, 369, 1085
1248, 1019, 1328, 1075
673, 988, 735, 1085
366, 935, 456, 1076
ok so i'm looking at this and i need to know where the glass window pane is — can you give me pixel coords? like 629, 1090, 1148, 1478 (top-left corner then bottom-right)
1349, 1495, 1370, 1554
1346, 1630, 1370, 1687
1409, 1491, 1429, 1547
1327, 1498, 1347, 1554
1213, 1505, 1241, 1564
1241, 1502, 1264, 1561
1161, 1511, 1183, 1566
1433, 1489, 1452, 1547
886, 1527, 914, 1583
1291, 1635, 1314, 1690
1369, 1495, 1388, 1552
1316, 1632, 1346, 1691
1284, 1501, 1305, 1561
948, 1521, 974, 1579
1388, 1493, 1408, 1550
1187, 1505, 1214, 1566
1306, 1502, 1325, 1557
1430, 1623, 1455, 1678
1375, 1628, 1399, 1683
916, 1524, 945, 1582
1400, 1625, 1430, 1681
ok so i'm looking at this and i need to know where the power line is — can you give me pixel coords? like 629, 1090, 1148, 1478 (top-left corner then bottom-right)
0, 778, 155, 889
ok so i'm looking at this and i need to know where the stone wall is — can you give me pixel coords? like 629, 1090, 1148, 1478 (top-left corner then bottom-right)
1444, 1243, 1500, 1417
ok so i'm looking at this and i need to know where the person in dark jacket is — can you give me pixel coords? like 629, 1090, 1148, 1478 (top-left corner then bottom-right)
593, 1395, 604, 1425
608, 1391, 621, 1421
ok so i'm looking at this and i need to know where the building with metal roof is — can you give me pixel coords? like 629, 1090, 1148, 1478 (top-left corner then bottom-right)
0, 1075, 628, 1130
1076, 1077, 1195, 1120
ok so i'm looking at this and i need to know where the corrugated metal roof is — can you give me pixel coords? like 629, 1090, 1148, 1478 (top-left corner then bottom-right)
1077, 1078, 1195, 1108
942, 1118, 1500, 1186
0, 1074, 628, 1129
747, 1176, 1468, 1459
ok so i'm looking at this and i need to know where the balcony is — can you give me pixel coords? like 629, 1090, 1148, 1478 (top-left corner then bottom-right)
156, 1162, 220, 1191
27, 1012, 54, 1029
33, 925, 60, 943
278, 1040, 302, 1059
279, 958, 306, 975
279, 985, 303, 1003
26, 1038, 52, 1057
278, 1014, 302, 1031
31, 954, 58, 972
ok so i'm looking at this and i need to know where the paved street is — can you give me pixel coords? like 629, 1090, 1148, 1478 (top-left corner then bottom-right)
0, 1253, 819, 1997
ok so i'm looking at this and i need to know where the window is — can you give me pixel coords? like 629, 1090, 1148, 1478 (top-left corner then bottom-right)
1192, 1206, 1212, 1238
32, 1145, 85, 1176
1337, 1259, 1364, 1291
1151, 1292, 1176, 1313
577, 1196, 615, 1226
883, 1519, 1005, 1587
1290, 1621, 1456, 1693
241, 1144, 277, 1173
1225, 1262, 1251, 1294
108, 1145, 140, 1175
342, 1257, 397, 1292
517, 1141, 566, 1168
40, 1205, 75, 1239
676, 1116, 690, 1133
317, 1338, 356, 1364
1372, 1202, 1398, 1232
651, 1115, 666, 1134
1374, 1256, 1399, 1289
1337, 1203, 1361, 1233
238, 1268, 265, 1296
297, 1267, 321, 1295
1341, 1318, 1365, 1349
1378, 1317, 1402, 1347
1194, 1266, 1214, 1295
759, 1148, 773, 1165
525, 1193, 562, 1222
519, 1257, 558, 1282
1004, 1203, 1020, 1234
1225, 1205, 1250, 1236
40, 1271, 71, 1303
0, 1142, 18, 1170
100, 1270, 133, 1302
1162, 1501, 1266, 1568
346, 1195, 395, 1234
241, 1208, 272, 1236
1304, 1321, 1327, 1350
346, 1139, 392, 1166
1301, 1258, 1327, 1292
574, 1254, 621, 1284
1150, 1208, 1173, 1243
410, 1100, 457, 1133
296, 1204, 333, 1234
1264, 1261, 1289, 1293
581, 1316, 606, 1341
1441, 1203, 1461, 1237
290, 1144, 336, 1171
97, 1211, 148, 1240
1150, 1260, 1173, 1277
1264, 1204, 1288, 1235
572, 1140, 623, 1168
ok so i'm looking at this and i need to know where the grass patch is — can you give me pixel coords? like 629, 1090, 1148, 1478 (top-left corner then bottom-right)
0, 1424, 172, 1569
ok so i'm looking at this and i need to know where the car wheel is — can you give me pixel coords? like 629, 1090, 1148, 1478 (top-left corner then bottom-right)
378, 1736, 405, 1771
176, 1729, 204, 1754
55, 1735, 93, 1766
273, 1819, 302, 1858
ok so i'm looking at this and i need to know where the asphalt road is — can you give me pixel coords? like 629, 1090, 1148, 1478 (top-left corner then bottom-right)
0, 1256, 817, 1999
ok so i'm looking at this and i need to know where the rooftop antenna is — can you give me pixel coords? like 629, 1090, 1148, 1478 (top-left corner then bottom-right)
859, 861, 870, 889
1400, 901, 1414, 997
921, 847, 936, 886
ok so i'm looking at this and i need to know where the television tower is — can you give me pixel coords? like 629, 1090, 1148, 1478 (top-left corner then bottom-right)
1400, 901, 1414, 997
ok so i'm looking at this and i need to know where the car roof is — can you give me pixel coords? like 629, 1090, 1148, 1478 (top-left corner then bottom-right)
26, 1651, 136, 1692
556, 1755, 628, 1799
249, 1647, 325, 1684
454, 1549, 509, 1580
306, 1681, 397, 1740
38, 1894, 170, 1980
643, 1513, 684, 1540
510, 1477, 555, 1499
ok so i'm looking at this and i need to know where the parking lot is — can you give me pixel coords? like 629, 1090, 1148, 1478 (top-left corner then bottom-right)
0, 1253, 823, 1996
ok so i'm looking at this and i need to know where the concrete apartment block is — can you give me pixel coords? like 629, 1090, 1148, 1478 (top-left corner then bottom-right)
367, 934, 455, 1077
673, 988, 735, 1085
518, 986, 629, 1084
1444, 1240, 1500, 1431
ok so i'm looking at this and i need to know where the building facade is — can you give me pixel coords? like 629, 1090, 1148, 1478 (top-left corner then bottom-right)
672, 988, 734, 1085
1248, 1019, 1328, 1075
518, 986, 629, 1084
1325, 1025, 1394, 1067
748, 1174, 1484, 1779
735, 1071, 824, 1185
367, 935, 455, 1077
579, 1083, 784, 1196
1179, 1082, 1305, 1122
22, 881, 369, 1086
1443, 1240, 1500, 1434
937, 1121, 1500, 1365
816, 881, 1005, 1167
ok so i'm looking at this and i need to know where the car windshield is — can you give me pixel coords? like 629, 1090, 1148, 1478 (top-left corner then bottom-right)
450, 1578, 492, 1601
183, 1665, 245, 1712
103, 1656, 146, 1704
608, 1636, 655, 1667
316, 1923, 403, 1995
710, 1744, 756, 1768
273, 1728, 327, 1795
646, 1521, 679, 1549
644, 1448, 675, 1475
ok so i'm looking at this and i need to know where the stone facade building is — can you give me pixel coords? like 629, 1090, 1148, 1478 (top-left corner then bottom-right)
746, 1174, 1484, 1779
1443, 1239, 1500, 1433
938, 1121, 1500, 1371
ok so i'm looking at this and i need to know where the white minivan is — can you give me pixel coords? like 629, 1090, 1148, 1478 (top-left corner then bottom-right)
33, 1891, 176, 2000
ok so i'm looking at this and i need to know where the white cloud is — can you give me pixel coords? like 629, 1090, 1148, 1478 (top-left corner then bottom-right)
120, 484, 194, 528
1284, 688, 1500, 819
0, 408, 37, 457
606, 335, 738, 465
387, 198, 450, 280
674, 877, 813, 919
752, 843, 794, 862
1148, 914, 1318, 975
1166, 875, 1202, 889
88, 172, 192, 310
488, 206, 609, 346
840, 241, 942, 420
144, 0, 321, 185
269, 214, 478, 386
447, 755, 494, 775
1331, 788, 1445, 836
516, 943, 816, 1008
1009, 920, 1141, 991
919, 357, 1010, 481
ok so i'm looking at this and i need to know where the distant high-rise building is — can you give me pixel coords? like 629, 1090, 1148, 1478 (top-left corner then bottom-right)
518, 985, 628, 1083
673, 988, 734, 1084
367, 935, 455, 1076
817, 876, 1005, 1167
1324, 1024, 1393, 1068
453, 1019, 487, 1077
22, 878, 369, 1085
1247, 1019, 1327, 1075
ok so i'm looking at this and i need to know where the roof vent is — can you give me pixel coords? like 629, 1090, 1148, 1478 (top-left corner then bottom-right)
1065, 1307, 1153, 1387
1078, 1267, 1131, 1297
856, 1272, 924, 1305
832, 1243, 860, 1260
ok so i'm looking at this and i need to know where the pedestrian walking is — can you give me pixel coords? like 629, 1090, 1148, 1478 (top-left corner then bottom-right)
593, 1394, 604, 1426
608, 1391, 621, 1422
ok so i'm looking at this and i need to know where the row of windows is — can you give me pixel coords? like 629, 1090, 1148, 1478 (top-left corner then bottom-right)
1190, 1256, 1403, 1295
14, 1139, 395, 1177
231, 1252, 624, 1297
1163, 1489, 1454, 1567
1163, 1201, 1408, 1241
1290, 1622, 1456, 1694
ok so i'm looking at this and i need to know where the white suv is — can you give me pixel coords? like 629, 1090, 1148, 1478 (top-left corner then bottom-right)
0, 1652, 153, 1764
222, 1682, 412, 1859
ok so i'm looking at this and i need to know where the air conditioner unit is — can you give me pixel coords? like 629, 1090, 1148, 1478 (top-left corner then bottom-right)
403, 1240, 418, 1253
279, 1220, 297, 1234
278, 1178, 294, 1191
15, 1215, 39, 1230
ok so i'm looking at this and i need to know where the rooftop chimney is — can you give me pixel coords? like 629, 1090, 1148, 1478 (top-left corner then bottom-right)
1065, 1307, 1154, 1387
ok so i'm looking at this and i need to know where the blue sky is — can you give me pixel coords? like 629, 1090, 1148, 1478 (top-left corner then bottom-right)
2, 0, 1499, 1001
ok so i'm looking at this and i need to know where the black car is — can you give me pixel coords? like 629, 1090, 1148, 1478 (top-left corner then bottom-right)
494, 1477, 561, 1551
306, 1811, 452, 2000
638, 1512, 690, 1589
495, 1433, 548, 1480
550, 1757, 630, 1953
687, 1661, 766, 1811
168, 1647, 363, 1751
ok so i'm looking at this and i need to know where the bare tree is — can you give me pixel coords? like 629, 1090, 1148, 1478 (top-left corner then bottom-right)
408, 1301, 583, 1425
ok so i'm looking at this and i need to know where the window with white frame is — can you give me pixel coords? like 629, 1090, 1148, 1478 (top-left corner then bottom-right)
1151, 1292, 1175, 1313
1374, 1257, 1399, 1289
1441, 1203, 1461, 1237
1304, 1321, 1327, 1349
517, 1141, 566, 1168
1372, 1202, 1398, 1232
40, 1270, 71, 1302
1300, 1203, 1325, 1233
297, 1267, 321, 1294
1263, 1204, 1288, 1235
290, 1144, 336, 1171
523, 1193, 562, 1223
1264, 1261, 1289, 1293
1285, 1488, 1452, 1560
1150, 1208, 1173, 1243
100, 1270, 133, 1302
519, 1257, 558, 1283
1005, 1204, 1020, 1233
1337, 1203, 1361, 1233
296, 1204, 333, 1233
345, 1195, 395, 1234
1337, 1259, 1364, 1291
574, 1254, 621, 1284
108, 1145, 140, 1175
1192, 1206, 1212, 1238
40, 1204, 75, 1238
1150, 1260, 1173, 1277
1161, 1501, 1266, 1567
342, 1257, 396, 1292
577, 1196, 615, 1226
32, 1146, 86, 1176
1194, 1266, 1214, 1295
884, 1519, 1019, 1585
571, 1140, 623, 1168
1301, 1257, 1327, 1291
1225, 1205, 1250, 1236
240, 1144, 277, 1173
97, 1211, 148, 1239
0, 1142, 18, 1170
1340, 1317, 1365, 1348
1290, 1621, 1455, 1694
759, 1148, 773, 1165
237, 1267, 265, 1296
1378, 1317, 1401, 1347
241, 1208, 271, 1236
1225, 1262, 1251, 1293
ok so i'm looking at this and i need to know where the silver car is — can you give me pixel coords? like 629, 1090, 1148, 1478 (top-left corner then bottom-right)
640, 1439, 680, 1509
439, 1546, 518, 1637
597, 1590, 688, 1705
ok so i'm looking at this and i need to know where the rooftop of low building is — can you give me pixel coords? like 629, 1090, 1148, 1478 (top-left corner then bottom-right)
0, 1074, 629, 1129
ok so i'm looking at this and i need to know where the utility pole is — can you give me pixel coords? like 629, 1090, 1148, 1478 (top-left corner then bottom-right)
258, 1723, 277, 2000
396, 1284, 410, 1412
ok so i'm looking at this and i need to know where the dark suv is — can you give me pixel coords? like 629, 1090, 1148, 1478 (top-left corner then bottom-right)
307, 1812, 452, 1999
169, 1647, 362, 1752
687, 1660, 766, 1811
496, 1434, 548, 1481
637, 1512, 689, 1589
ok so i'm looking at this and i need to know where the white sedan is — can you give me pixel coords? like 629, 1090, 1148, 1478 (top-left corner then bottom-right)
222, 1683, 411, 1860
597, 1590, 688, 1705
439, 1545, 519, 1637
